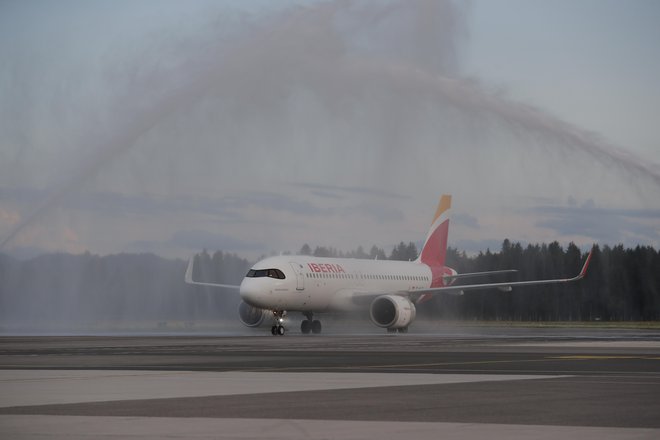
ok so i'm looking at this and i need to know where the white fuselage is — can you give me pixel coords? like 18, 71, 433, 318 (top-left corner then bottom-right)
239, 255, 450, 313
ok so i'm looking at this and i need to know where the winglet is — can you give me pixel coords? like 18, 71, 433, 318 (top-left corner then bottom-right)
184, 254, 241, 289
577, 247, 594, 280
185, 255, 195, 284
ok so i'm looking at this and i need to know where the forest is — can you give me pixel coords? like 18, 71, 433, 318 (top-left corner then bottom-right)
0, 240, 658, 331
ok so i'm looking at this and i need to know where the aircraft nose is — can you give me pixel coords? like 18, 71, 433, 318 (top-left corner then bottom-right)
240, 279, 263, 307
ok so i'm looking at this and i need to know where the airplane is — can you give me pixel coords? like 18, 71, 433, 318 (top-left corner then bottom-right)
185, 195, 593, 335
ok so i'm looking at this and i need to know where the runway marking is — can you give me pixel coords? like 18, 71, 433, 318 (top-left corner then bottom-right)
506, 341, 660, 349
3, 415, 659, 440
546, 378, 660, 386
0, 370, 566, 408
0, 371, 192, 383
241, 357, 580, 371
238, 354, 660, 374
550, 355, 660, 361
358, 358, 553, 370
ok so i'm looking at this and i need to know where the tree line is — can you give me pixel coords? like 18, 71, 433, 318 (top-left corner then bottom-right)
442, 240, 659, 321
0, 240, 658, 330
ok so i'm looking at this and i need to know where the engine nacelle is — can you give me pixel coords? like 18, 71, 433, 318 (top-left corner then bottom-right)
369, 295, 417, 329
238, 301, 270, 327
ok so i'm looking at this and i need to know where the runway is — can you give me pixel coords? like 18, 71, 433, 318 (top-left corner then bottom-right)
1, 326, 660, 439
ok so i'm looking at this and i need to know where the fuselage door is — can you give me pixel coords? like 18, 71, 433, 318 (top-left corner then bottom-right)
289, 262, 305, 291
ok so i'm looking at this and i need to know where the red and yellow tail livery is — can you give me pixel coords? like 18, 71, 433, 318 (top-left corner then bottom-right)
418, 194, 451, 268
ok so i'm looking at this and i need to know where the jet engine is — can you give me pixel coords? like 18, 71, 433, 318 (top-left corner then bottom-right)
369, 295, 416, 329
238, 301, 270, 327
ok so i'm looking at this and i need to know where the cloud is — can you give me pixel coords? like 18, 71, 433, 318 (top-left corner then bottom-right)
0, 186, 327, 221
223, 192, 326, 216
531, 202, 660, 245
341, 202, 405, 223
129, 229, 264, 253
0, 186, 43, 205
169, 229, 262, 251
310, 190, 345, 200
0, 207, 21, 227
292, 182, 410, 200
453, 212, 479, 229
451, 238, 505, 254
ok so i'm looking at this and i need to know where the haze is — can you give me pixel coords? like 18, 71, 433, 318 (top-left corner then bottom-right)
1, 0, 659, 259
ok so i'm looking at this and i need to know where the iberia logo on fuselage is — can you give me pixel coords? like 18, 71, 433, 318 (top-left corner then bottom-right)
308, 263, 346, 273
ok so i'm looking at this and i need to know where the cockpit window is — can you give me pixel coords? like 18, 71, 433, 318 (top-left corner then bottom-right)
246, 268, 286, 279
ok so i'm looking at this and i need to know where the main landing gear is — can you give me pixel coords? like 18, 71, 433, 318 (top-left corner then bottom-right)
300, 312, 322, 334
271, 310, 286, 336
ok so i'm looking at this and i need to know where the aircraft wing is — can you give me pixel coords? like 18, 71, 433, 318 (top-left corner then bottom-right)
412, 248, 593, 297
346, 249, 593, 306
443, 269, 517, 282
184, 256, 241, 289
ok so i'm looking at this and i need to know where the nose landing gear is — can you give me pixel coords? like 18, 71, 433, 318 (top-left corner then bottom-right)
271, 310, 286, 336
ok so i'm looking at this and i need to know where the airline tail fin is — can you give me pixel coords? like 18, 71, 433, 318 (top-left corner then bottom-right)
417, 195, 451, 267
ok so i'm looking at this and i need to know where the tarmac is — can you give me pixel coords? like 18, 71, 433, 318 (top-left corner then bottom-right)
1, 324, 660, 439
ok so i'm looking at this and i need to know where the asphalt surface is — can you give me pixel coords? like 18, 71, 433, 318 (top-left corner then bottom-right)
1, 326, 660, 439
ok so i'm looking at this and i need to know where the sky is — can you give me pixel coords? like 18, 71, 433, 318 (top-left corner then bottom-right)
1, 0, 659, 260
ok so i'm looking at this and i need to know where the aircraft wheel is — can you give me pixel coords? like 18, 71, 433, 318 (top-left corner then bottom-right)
301, 320, 311, 334
397, 327, 408, 333
387, 328, 397, 334
311, 320, 322, 334
277, 325, 286, 336
271, 326, 278, 335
